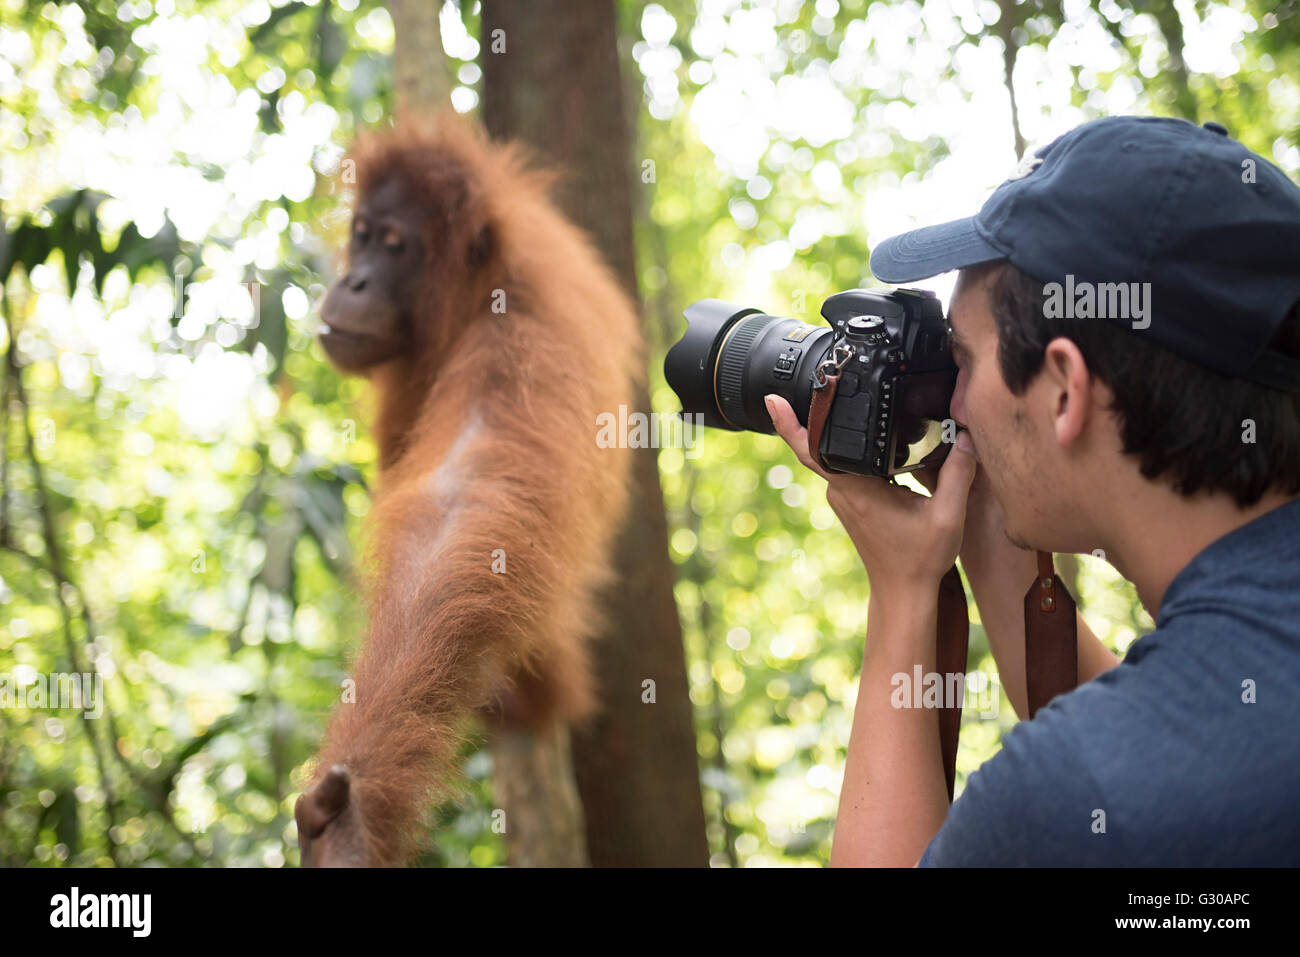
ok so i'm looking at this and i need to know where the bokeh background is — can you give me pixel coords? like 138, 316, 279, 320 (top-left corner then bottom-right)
2, 0, 1297, 866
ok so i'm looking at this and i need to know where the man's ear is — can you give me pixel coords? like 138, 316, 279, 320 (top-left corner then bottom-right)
1041, 336, 1092, 449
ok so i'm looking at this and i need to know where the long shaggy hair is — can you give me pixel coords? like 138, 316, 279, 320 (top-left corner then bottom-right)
305, 112, 643, 864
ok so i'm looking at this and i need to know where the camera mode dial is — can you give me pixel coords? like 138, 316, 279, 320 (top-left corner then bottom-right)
845, 315, 889, 347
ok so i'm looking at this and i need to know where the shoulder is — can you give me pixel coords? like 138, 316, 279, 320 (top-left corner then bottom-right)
920, 681, 1129, 866
922, 614, 1300, 865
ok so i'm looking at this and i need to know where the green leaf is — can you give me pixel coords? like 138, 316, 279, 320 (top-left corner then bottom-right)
316, 0, 345, 80
258, 88, 283, 134
112, 218, 187, 287
0, 210, 12, 285
296, 472, 352, 575
239, 270, 289, 374
248, 1, 310, 51
256, 512, 304, 595
54, 787, 80, 856
9, 221, 52, 278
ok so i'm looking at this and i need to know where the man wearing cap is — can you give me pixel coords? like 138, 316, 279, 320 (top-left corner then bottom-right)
765, 115, 1300, 865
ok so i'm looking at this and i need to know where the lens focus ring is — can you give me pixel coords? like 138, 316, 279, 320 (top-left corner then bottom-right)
715, 314, 775, 426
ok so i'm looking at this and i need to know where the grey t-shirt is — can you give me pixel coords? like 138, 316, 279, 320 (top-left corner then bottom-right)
919, 497, 1300, 866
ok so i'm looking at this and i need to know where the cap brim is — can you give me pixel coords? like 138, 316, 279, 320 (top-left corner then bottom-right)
869, 217, 1005, 283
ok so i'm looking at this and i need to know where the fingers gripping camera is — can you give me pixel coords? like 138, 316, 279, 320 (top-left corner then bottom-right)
665, 287, 958, 477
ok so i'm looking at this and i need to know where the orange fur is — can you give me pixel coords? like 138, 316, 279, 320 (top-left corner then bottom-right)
306, 113, 641, 865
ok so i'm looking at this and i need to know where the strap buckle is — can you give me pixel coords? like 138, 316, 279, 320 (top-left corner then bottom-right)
814, 336, 855, 389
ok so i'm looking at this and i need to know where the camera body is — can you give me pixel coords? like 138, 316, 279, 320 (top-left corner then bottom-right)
665, 287, 957, 477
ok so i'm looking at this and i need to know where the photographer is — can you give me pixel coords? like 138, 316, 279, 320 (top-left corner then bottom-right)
765, 116, 1300, 866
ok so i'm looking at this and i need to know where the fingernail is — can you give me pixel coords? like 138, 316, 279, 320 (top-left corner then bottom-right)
764, 394, 776, 413
957, 430, 974, 452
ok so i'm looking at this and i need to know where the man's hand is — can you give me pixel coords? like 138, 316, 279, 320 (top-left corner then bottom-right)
913, 458, 1008, 574
765, 394, 978, 595
916, 440, 1122, 719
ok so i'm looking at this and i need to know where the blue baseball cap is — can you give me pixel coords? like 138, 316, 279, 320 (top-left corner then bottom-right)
869, 115, 1300, 392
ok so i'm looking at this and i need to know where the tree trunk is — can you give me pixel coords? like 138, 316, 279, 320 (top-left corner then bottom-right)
1151, 0, 1198, 122
387, 0, 451, 122
995, 0, 1025, 159
491, 719, 588, 867
480, 0, 709, 866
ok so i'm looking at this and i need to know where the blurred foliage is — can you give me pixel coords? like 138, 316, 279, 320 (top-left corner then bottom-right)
0, 0, 1297, 867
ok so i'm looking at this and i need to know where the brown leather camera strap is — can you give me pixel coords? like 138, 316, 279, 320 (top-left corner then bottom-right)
934, 565, 968, 802
806, 372, 840, 471
1025, 549, 1078, 718
805, 373, 1078, 803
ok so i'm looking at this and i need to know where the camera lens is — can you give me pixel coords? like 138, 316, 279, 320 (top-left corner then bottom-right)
666, 288, 956, 478
665, 301, 835, 434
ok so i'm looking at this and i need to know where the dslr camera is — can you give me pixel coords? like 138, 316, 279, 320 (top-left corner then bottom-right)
665, 287, 957, 477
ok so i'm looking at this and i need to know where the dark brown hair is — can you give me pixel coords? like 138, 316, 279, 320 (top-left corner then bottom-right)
971, 261, 1300, 507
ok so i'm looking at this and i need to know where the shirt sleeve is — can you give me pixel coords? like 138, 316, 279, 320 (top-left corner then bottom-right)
917, 689, 1124, 866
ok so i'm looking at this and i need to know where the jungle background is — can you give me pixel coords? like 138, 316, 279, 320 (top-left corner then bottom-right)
1, 0, 1297, 866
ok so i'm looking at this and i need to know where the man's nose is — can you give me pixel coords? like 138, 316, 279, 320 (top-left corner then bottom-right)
949, 380, 967, 427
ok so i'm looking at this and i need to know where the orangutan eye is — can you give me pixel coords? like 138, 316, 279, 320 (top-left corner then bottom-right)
384, 232, 405, 254
354, 219, 371, 243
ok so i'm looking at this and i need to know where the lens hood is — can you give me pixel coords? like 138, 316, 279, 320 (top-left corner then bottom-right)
664, 299, 761, 431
